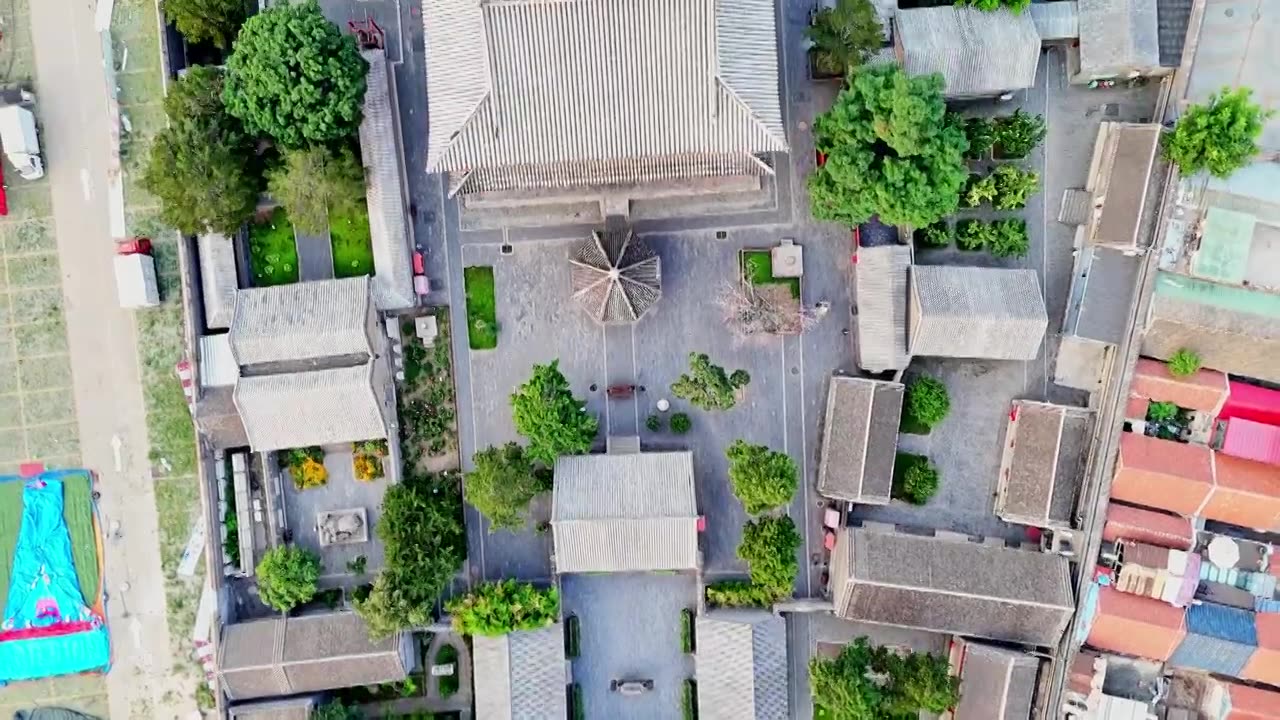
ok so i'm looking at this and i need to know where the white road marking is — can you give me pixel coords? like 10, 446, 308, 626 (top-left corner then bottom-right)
111, 433, 123, 472
80, 168, 93, 201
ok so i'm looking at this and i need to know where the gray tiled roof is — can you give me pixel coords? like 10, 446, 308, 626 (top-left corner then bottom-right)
473, 624, 568, 720
997, 401, 1093, 528
1072, 246, 1142, 344
1078, 0, 1160, 78
895, 6, 1041, 97
1029, 0, 1080, 41
830, 527, 1074, 646
358, 50, 417, 311
552, 452, 698, 572
1157, 0, 1193, 67
227, 698, 315, 720
1088, 124, 1161, 249
695, 610, 788, 720
953, 641, 1040, 720
423, 0, 787, 194
817, 376, 903, 504
909, 266, 1048, 360
234, 363, 389, 451
229, 277, 372, 366
855, 245, 911, 372
218, 612, 407, 701
197, 233, 238, 330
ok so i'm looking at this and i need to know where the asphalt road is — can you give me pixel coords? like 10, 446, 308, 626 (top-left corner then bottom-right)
30, 1, 192, 717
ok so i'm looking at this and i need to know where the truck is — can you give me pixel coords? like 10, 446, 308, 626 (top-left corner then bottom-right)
114, 238, 160, 309
0, 96, 44, 181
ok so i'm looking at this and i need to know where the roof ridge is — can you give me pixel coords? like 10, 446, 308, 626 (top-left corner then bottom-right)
715, 76, 789, 153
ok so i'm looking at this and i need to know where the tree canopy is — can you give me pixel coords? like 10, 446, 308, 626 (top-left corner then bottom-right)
465, 443, 548, 531
954, 0, 1031, 13
905, 375, 950, 429
445, 580, 559, 636
510, 361, 599, 465
142, 66, 263, 236
223, 0, 368, 148
162, 0, 246, 49
807, 0, 883, 78
738, 515, 802, 597
726, 440, 798, 515
1163, 87, 1271, 178
355, 470, 465, 639
810, 637, 960, 720
809, 64, 969, 227
255, 545, 321, 613
670, 353, 749, 411
267, 145, 367, 233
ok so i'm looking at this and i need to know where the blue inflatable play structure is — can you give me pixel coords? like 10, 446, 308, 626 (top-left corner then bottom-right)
0, 473, 110, 683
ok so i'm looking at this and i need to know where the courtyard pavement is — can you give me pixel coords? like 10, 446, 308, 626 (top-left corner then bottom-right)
562, 572, 697, 720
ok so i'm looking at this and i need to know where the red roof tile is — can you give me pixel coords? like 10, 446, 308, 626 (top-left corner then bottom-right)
1111, 434, 1215, 516
1131, 358, 1229, 412
1126, 395, 1150, 420
1101, 503, 1195, 549
1205, 453, 1280, 531
1227, 677, 1280, 718
1086, 586, 1186, 661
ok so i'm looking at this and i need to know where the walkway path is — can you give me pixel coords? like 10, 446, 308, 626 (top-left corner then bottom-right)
295, 229, 335, 282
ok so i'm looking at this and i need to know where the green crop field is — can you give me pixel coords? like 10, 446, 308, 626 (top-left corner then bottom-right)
0, 472, 100, 612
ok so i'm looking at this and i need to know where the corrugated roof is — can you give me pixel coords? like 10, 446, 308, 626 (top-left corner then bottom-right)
817, 377, 903, 504
1205, 452, 1280, 531
1222, 418, 1280, 466
1111, 433, 1215, 516
1071, 246, 1141, 344
552, 451, 698, 572
228, 698, 314, 720
1029, 0, 1080, 41
953, 641, 1040, 720
198, 233, 238, 330
830, 528, 1074, 646
855, 245, 911, 372
909, 266, 1048, 360
1102, 503, 1195, 549
472, 625, 567, 720
424, 0, 787, 193
1085, 585, 1186, 661
1222, 381, 1280, 427
234, 363, 389, 452
218, 613, 406, 701
1087, 124, 1162, 248
229, 277, 372, 366
358, 50, 416, 311
695, 610, 788, 720
894, 6, 1041, 97
997, 401, 1092, 528
1156, 0, 1193, 68
1078, 0, 1161, 78
1130, 358, 1229, 413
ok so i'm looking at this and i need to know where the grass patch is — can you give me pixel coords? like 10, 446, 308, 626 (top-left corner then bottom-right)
683, 679, 698, 720
681, 608, 695, 653
565, 614, 581, 658
463, 266, 498, 350
330, 207, 374, 279
398, 313, 457, 468
248, 207, 299, 287
571, 683, 585, 720
435, 644, 460, 697
741, 250, 800, 299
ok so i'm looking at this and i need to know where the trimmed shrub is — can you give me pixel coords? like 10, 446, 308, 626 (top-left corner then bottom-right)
989, 218, 1030, 258
905, 375, 951, 429
1147, 401, 1178, 423
993, 109, 1046, 158
963, 116, 995, 159
726, 440, 798, 515
992, 165, 1040, 210
900, 462, 940, 505
963, 173, 998, 208
646, 414, 664, 432
256, 545, 321, 612
670, 412, 692, 434
446, 580, 559, 636
1168, 348, 1202, 377
956, 219, 995, 251
917, 221, 953, 248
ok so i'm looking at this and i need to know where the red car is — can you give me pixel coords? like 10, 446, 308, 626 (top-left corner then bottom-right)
116, 237, 153, 255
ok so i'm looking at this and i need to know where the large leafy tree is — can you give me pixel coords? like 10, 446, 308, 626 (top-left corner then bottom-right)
267, 145, 366, 233
162, 0, 246, 49
255, 545, 321, 613
355, 470, 466, 639
223, 0, 368, 148
810, 637, 960, 720
807, 0, 883, 78
142, 66, 263, 236
809, 64, 969, 227
1164, 87, 1272, 178
445, 580, 559, 636
465, 443, 548, 531
738, 515, 801, 596
510, 361, 599, 465
954, 0, 1031, 13
726, 440, 798, 515
670, 353, 750, 411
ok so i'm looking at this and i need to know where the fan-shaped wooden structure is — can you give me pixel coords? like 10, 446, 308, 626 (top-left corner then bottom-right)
570, 229, 662, 323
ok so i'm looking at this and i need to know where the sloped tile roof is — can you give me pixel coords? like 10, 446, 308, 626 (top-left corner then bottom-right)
1071, 246, 1141, 344
855, 245, 911, 372
1078, 0, 1161, 77
1131, 357, 1229, 413
895, 6, 1041, 97
473, 625, 567, 720
229, 277, 372, 366
1029, 0, 1080, 41
234, 363, 389, 451
954, 641, 1040, 720
197, 233, 238, 330
817, 376, 903, 504
695, 610, 788, 720
909, 266, 1048, 360
997, 401, 1093, 527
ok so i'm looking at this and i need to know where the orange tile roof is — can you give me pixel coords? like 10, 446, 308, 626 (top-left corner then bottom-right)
1243, 614, 1280, 688
1101, 503, 1195, 549
1111, 434, 1215, 516
1205, 453, 1280, 531
1086, 586, 1186, 661
1226, 678, 1280, 719
1131, 358, 1229, 412
1126, 395, 1150, 420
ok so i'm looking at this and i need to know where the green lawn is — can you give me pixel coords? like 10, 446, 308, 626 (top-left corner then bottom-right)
463, 266, 498, 350
741, 250, 800, 299
331, 207, 375, 279
0, 471, 100, 612
248, 208, 299, 286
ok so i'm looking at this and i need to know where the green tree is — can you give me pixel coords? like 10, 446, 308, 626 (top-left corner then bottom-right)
963, 173, 997, 208
671, 353, 746, 411
142, 66, 262, 236
989, 218, 1030, 258
256, 545, 321, 613
162, 0, 246, 49
1168, 348, 1202, 377
917, 221, 953, 247
671, 413, 692, 434
355, 471, 465, 638
466, 443, 547, 531
807, 0, 884, 78
223, 0, 368, 148
1147, 401, 1179, 423
311, 700, 361, 720
955, 0, 1031, 12
646, 414, 663, 432
1164, 87, 1272, 177
810, 637, 960, 720
899, 461, 940, 505
738, 515, 801, 596
445, 580, 559, 636
267, 145, 367, 233
510, 361, 599, 465
955, 219, 994, 251
726, 440, 798, 515
992, 109, 1046, 158
809, 65, 969, 227
991, 165, 1040, 210
963, 116, 995, 160
905, 375, 950, 428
